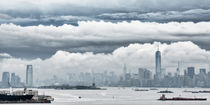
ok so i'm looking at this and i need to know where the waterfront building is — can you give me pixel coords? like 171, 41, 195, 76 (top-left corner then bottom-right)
11, 73, 16, 86
2, 72, 10, 83
26, 65, 33, 87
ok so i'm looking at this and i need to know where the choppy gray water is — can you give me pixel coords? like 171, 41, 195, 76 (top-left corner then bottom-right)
2, 87, 210, 105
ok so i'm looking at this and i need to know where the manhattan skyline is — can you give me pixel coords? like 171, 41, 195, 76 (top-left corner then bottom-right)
0, 0, 210, 84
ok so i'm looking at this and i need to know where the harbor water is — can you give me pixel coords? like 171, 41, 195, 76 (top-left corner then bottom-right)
1, 87, 210, 105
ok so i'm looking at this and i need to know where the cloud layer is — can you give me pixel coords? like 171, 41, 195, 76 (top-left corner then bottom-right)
0, 41, 210, 85
0, 21, 210, 58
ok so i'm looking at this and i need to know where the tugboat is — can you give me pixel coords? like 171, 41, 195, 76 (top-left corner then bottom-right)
158, 94, 207, 101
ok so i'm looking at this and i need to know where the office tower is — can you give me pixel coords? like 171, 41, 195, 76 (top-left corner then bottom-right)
144, 69, 152, 80
15, 75, 21, 87
26, 65, 33, 87
2, 72, 10, 83
177, 61, 183, 75
187, 67, 195, 78
11, 73, 16, 86
138, 68, 145, 80
155, 48, 161, 79
125, 73, 131, 81
184, 70, 187, 76
200, 68, 206, 74
123, 64, 127, 80
138, 68, 152, 86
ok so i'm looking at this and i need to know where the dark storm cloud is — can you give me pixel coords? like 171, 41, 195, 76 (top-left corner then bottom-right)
1, 0, 210, 26
97, 9, 210, 23
2, 9, 210, 26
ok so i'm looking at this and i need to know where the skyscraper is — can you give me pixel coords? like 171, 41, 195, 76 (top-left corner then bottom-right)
138, 68, 152, 87
138, 68, 145, 80
177, 61, 183, 75
138, 68, 152, 80
11, 73, 16, 86
155, 48, 161, 79
187, 67, 195, 79
26, 65, 33, 87
123, 64, 127, 80
2, 72, 10, 83
199, 68, 206, 74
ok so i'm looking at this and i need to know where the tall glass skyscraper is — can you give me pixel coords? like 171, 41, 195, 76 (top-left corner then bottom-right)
11, 73, 16, 86
155, 49, 161, 79
26, 65, 33, 87
2, 72, 10, 83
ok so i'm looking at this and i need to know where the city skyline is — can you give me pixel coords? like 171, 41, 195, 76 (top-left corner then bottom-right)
0, 42, 210, 83
1, 1, 210, 105
0, 0, 210, 86
0, 47, 209, 86
0, 65, 33, 88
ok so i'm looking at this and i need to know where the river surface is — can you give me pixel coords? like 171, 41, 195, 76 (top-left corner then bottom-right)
2, 87, 210, 105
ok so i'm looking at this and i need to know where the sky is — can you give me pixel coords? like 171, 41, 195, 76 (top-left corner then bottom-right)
0, 0, 210, 82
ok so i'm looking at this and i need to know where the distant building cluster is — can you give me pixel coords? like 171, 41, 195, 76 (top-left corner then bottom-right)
118, 66, 210, 88
42, 48, 210, 88
0, 72, 23, 88
1, 48, 209, 88
0, 65, 33, 88
118, 49, 210, 88
42, 71, 119, 86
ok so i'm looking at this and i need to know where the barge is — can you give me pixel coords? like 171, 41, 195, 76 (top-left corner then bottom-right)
159, 94, 207, 101
0, 88, 54, 103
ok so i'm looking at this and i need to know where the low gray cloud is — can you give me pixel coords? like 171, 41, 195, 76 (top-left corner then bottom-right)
0, 53, 12, 59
